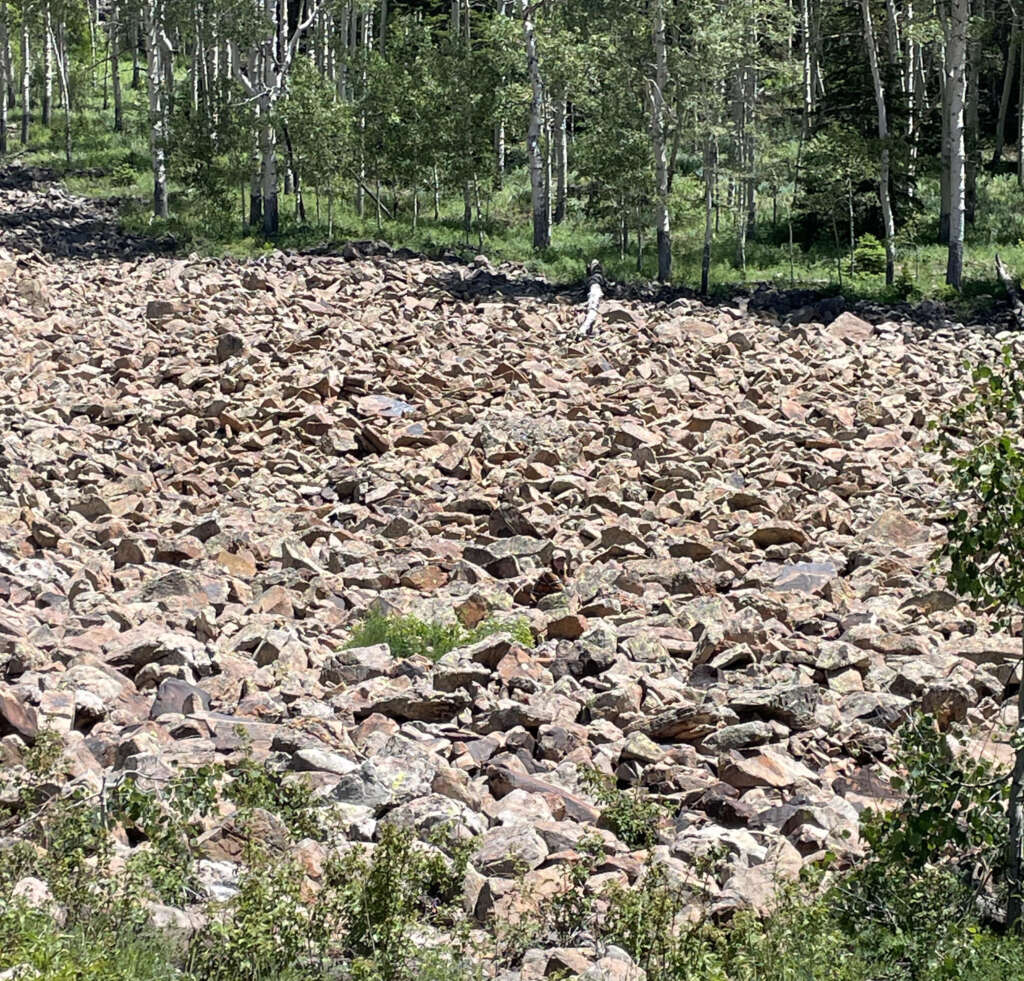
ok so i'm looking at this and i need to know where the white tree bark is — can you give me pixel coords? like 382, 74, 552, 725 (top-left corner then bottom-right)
650, 0, 671, 282
1, 3, 10, 120
51, 19, 70, 164
1019, 32, 1024, 187
553, 90, 567, 224
142, 0, 170, 218
19, 11, 29, 144
800, 0, 813, 135
43, 2, 53, 125
862, 0, 895, 285
229, 0, 320, 235
906, 3, 918, 181
0, 0, 7, 156
520, 0, 549, 250
944, 0, 969, 289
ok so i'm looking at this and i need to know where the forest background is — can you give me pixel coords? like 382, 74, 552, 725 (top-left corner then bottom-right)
0, 0, 1021, 308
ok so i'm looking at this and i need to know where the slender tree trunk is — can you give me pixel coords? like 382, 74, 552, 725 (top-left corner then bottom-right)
800, 0, 813, 136
1018, 31, 1024, 187
520, 0, 549, 250
906, 6, 918, 186
142, 0, 169, 219
848, 176, 856, 274
994, 20, 1019, 166
945, 0, 969, 289
745, 50, 757, 237
283, 125, 304, 222
701, 136, 715, 296
86, 0, 98, 90
19, 14, 29, 144
42, 3, 53, 126
2, 7, 11, 115
111, 0, 123, 132
249, 131, 262, 228
260, 105, 278, 235
132, 17, 141, 90
940, 67, 951, 243
495, 0, 507, 187
52, 21, 71, 165
651, 0, 671, 282
495, 120, 505, 188
553, 91, 567, 223
965, 0, 981, 224
862, 0, 895, 285
883, 0, 903, 85
0, 0, 7, 156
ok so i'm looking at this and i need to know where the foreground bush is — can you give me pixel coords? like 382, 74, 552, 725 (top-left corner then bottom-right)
3, 717, 1023, 980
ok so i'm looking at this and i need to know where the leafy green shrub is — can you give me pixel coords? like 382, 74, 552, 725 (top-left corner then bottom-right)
542, 833, 605, 945
975, 174, 1024, 244
831, 714, 1010, 974
224, 755, 325, 840
187, 855, 311, 981
323, 824, 473, 980
345, 610, 533, 661
0, 903, 180, 981
109, 162, 138, 187
853, 233, 887, 274
578, 766, 664, 849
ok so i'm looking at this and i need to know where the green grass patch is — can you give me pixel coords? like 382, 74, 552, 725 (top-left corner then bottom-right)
345, 610, 534, 661
0, 905, 180, 981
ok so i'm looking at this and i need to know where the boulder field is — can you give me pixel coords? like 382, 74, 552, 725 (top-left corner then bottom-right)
1, 173, 1021, 975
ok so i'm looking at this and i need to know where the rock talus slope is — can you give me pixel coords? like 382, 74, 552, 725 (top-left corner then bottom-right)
1, 173, 1022, 972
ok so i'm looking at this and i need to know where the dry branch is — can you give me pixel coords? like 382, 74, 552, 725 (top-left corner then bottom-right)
578, 259, 605, 338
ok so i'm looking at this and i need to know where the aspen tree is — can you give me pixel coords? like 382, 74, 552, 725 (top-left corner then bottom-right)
944, 0, 969, 289
520, 0, 549, 250
650, 0, 671, 282
862, 0, 895, 285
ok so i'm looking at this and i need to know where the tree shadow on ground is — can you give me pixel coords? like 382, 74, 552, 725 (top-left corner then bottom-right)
0, 164, 176, 261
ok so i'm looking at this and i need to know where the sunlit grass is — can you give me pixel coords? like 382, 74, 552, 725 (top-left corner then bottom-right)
10, 65, 1024, 319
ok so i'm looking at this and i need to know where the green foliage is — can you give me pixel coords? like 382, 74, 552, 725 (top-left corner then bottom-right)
109, 162, 138, 188
224, 755, 325, 841
862, 715, 1007, 874
974, 175, 1024, 246
4, 718, 1024, 980
853, 233, 888, 275
345, 610, 534, 661
543, 833, 605, 945
187, 855, 312, 981
933, 345, 1024, 619
0, 903, 180, 981
578, 766, 664, 849
833, 714, 1009, 964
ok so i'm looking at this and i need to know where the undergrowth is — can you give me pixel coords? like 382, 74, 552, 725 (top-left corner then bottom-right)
7, 84, 1024, 315
2, 707, 1022, 980
345, 610, 534, 661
